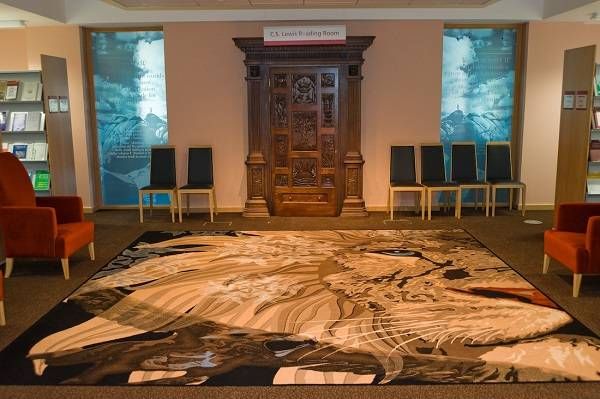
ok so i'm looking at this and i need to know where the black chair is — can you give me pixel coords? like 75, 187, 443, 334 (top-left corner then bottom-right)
485, 141, 526, 217
420, 143, 461, 220
138, 145, 177, 223
177, 146, 217, 222
451, 142, 489, 217
389, 145, 425, 220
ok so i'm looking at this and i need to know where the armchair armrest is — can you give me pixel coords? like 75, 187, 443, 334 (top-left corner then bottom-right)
556, 203, 600, 233
36, 196, 84, 224
586, 216, 600, 270
0, 207, 57, 257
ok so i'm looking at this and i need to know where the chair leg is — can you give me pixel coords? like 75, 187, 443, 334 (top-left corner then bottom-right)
455, 188, 462, 219
149, 193, 154, 216
485, 186, 490, 217
389, 189, 394, 220
428, 189, 432, 221
209, 191, 214, 223
169, 192, 175, 223
421, 190, 425, 220
509, 188, 513, 211
88, 242, 95, 261
491, 186, 497, 217
178, 191, 183, 223
521, 185, 527, 217
138, 191, 144, 223
212, 189, 218, 215
573, 273, 582, 297
186, 193, 190, 216
4, 258, 13, 278
542, 254, 549, 274
61, 258, 70, 280
0, 300, 5, 326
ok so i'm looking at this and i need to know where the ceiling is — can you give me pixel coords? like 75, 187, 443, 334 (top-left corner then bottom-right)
104, 0, 498, 10
0, 0, 599, 26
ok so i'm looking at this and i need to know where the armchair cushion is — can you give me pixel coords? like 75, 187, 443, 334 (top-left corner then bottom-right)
544, 230, 589, 274
36, 196, 84, 224
55, 222, 94, 259
0, 207, 57, 258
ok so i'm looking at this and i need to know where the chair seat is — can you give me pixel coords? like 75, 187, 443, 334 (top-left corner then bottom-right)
422, 181, 458, 187
140, 184, 176, 190
457, 180, 488, 186
179, 183, 214, 190
544, 230, 590, 274
55, 221, 95, 259
487, 180, 525, 185
390, 181, 423, 188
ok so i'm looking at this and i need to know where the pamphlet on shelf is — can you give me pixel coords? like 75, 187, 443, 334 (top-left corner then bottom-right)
9, 111, 27, 131
25, 111, 42, 131
33, 142, 47, 161
5, 80, 19, 100
11, 143, 28, 159
0, 80, 7, 101
33, 170, 50, 191
20, 81, 38, 101
0, 111, 6, 131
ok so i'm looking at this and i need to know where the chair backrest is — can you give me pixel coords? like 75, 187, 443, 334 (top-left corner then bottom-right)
149, 146, 176, 186
187, 147, 214, 186
0, 152, 35, 207
420, 144, 447, 182
451, 142, 478, 182
390, 146, 417, 184
486, 142, 512, 181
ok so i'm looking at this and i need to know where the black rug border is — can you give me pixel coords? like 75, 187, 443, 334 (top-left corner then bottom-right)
1, 228, 600, 387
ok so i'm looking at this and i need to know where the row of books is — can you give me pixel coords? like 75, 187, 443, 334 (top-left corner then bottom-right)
27, 170, 50, 191
0, 111, 45, 131
1, 142, 48, 161
0, 80, 42, 102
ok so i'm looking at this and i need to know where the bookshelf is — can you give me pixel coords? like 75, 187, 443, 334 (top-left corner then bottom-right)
555, 46, 598, 208
0, 55, 76, 196
0, 70, 49, 193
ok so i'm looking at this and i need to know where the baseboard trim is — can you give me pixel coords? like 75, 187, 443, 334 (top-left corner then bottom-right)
369, 203, 555, 212
91, 206, 244, 213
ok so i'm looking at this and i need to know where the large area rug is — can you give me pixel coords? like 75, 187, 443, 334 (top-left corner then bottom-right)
1, 229, 599, 386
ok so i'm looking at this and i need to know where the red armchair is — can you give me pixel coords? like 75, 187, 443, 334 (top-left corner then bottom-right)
0, 152, 94, 280
543, 202, 600, 297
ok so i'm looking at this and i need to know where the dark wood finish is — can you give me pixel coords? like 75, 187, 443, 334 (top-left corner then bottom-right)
555, 45, 597, 208
234, 36, 374, 217
41, 55, 77, 195
270, 67, 338, 216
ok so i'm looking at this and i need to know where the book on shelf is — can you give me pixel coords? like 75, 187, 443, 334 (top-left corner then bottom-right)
32, 170, 50, 191
20, 81, 39, 101
5, 80, 19, 100
9, 111, 27, 131
25, 111, 43, 131
5, 142, 47, 161
32, 142, 47, 161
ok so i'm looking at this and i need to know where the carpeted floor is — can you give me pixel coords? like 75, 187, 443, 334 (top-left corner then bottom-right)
1, 209, 600, 398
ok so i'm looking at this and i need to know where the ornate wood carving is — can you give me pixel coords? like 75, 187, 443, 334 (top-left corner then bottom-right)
322, 94, 335, 128
275, 174, 288, 187
275, 135, 288, 167
272, 95, 288, 128
321, 135, 335, 168
292, 158, 317, 187
274, 73, 287, 88
346, 168, 359, 197
292, 111, 317, 151
321, 73, 335, 88
322, 174, 335, 187
234, 36, 374, 217
292, 74, 317, 104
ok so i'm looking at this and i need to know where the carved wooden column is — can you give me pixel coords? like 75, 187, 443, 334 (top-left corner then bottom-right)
340, 63, 367, 217
242, 64, 270, 217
